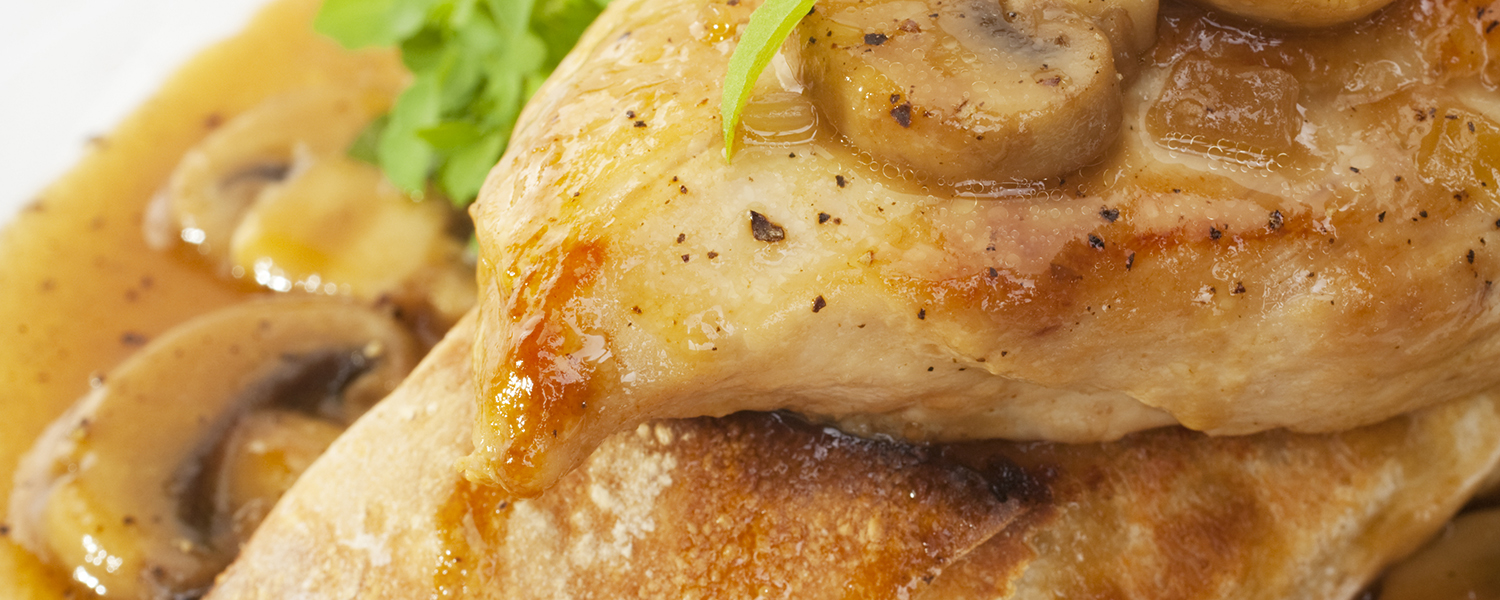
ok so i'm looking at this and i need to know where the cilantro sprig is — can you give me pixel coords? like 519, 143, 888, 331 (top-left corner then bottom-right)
316, 0, 609, 206
720, 0, 817, 161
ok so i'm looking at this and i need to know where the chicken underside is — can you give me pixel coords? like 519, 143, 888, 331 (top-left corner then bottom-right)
209, 316, 1500, 599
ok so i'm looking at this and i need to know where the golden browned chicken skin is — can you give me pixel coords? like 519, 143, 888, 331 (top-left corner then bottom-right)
468, 0, 1500, 495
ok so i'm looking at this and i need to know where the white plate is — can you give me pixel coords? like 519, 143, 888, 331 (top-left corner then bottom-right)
0, 0, 269, 223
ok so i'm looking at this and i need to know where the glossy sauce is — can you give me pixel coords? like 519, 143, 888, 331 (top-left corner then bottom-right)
0, 0, 404, 596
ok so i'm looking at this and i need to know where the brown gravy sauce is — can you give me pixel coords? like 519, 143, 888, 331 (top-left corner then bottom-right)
0, 0, 404, 596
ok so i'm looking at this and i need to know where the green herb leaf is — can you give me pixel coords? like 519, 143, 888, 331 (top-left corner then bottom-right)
378, 74, 442, 194
315, 0, 610, 206
720, 0, 817, 161
348, 114, 390, 165
315, 0, 436, 48
418, 120, 485, 150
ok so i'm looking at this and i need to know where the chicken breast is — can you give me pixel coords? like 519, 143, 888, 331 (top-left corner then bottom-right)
469, 0, 1500, 494
207, 316, 1500, 599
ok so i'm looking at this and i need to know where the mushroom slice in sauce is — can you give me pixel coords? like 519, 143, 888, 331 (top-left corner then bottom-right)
797, 0, 1133, 183
7, 298, 417, 600
146, 87, 476, 327
148, 87, 379, 260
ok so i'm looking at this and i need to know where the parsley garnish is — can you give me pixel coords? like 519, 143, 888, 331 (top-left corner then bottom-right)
317, 0, 813, 200
720, 0, 817, 161
315, 0, 610, 206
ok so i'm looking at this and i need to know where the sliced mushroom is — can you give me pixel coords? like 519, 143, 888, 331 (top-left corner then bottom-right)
797, 0, 1127, 184
1186, 0, 1397, 28
155, 87, 381, 262
149, 87, 476, 327
7, 298, 417, 600
210, 409, 344, 544
228, 154, 475, 324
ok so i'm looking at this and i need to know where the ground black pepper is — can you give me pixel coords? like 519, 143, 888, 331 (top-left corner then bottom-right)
750, 211, 786, 242
891, 103, 913, 127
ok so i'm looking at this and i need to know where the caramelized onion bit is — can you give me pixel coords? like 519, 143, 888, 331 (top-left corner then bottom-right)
7, 298, 417, 600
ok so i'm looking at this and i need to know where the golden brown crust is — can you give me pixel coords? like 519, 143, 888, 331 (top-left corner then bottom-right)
210, 317, 1500, 599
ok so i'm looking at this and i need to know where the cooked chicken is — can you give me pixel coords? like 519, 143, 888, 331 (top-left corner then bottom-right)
468, 0, 1500, 495
207, 317, 1500, 599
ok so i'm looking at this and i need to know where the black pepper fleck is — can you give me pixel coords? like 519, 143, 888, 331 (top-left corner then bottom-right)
750, 211, 786, 242
836, 175, 847, 188
818, 212, 832, 224
681, 254, 691, 263
918, 308, 926, 320
1469, 249, 1476, 264
625, 110, 636, 118
680, 185, 689, 194
1378, 212, 1386, 223
1420, 210, 1429, 218
1088, 234, 1105, 250
677, 233, 686, 243
1269, 210, 1284, 230
633, 120, 647, 128
1349, 166, 1361, 174
1126, 252, 1136, 270
864, 32, 888, 45
1209, 226, 1222, 241
813, 295, 827, 313
1099, 207, 1120, 223
707, 251, 719, 259
987, 267, 999, 278
1232, 282, 1246, 294
891, 103, 913, 127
